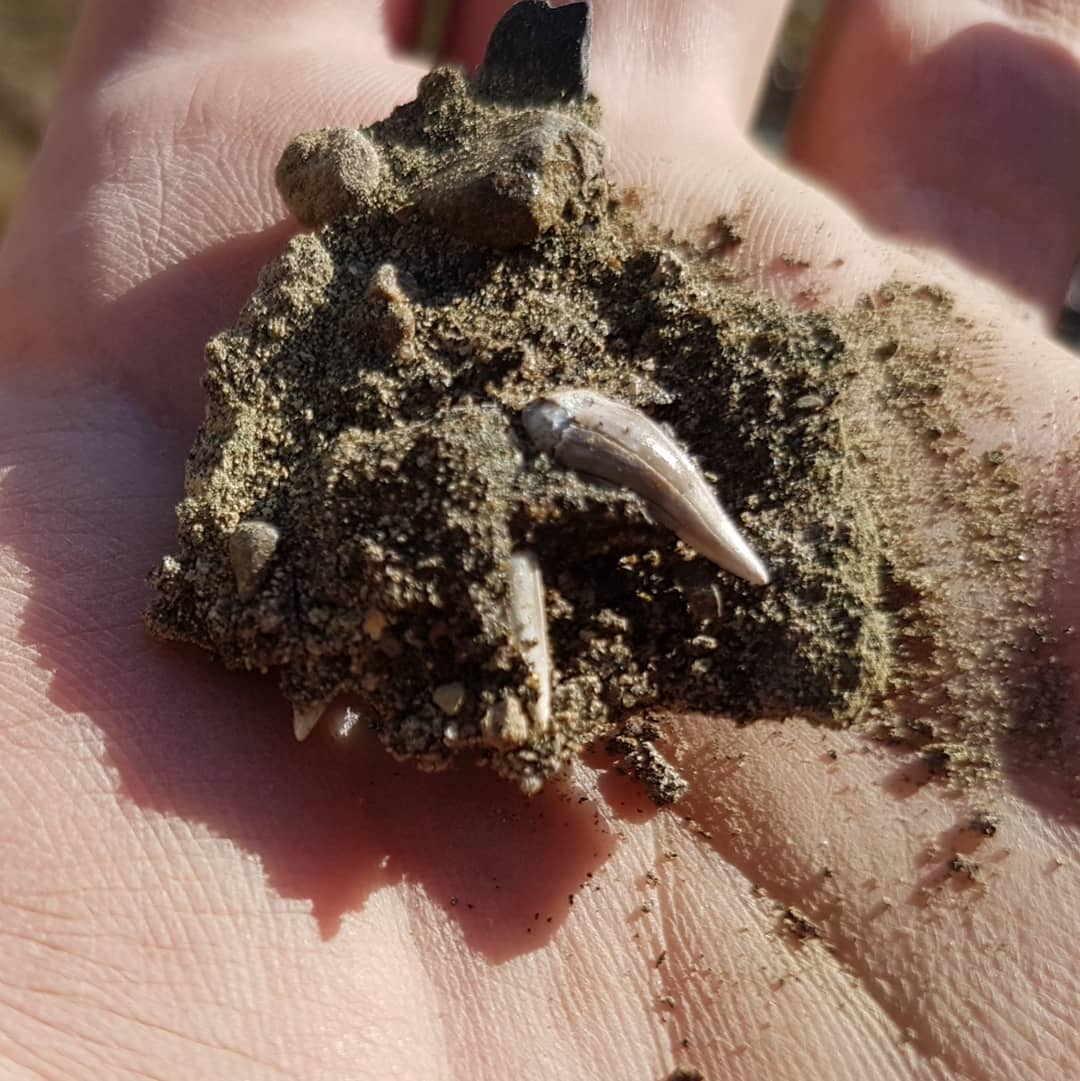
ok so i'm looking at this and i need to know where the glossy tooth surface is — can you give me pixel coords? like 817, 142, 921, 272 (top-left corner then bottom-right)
523, 388, 770, 585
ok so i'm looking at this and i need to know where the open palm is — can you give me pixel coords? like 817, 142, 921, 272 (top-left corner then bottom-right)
2, 2, 1079, 1078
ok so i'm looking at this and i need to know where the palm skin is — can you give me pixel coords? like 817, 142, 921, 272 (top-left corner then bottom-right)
1, 2, 1079, 1078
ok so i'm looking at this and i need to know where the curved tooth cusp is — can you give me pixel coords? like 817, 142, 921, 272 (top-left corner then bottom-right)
523, 387, 770, 586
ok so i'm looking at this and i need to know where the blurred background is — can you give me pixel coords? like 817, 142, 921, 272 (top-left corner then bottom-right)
0, 0, 824, 235
0, 0, 79, 232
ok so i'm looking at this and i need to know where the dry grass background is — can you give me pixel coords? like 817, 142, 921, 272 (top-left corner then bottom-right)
0, 0, 821, 236
0, 0, 80, 231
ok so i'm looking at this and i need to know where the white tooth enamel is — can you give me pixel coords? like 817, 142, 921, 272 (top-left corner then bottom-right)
523, 388, 770, 586
507, 548, 552, 731
293, 701, 326, 742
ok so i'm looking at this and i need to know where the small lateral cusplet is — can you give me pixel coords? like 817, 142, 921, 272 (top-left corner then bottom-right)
522, 387, 771, 586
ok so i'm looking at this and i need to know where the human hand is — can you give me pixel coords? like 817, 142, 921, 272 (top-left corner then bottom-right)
1, 2, 1078, 1078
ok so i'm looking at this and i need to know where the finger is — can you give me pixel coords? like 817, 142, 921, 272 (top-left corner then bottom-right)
73, 0, 425, 81
442, 0, 789, 129
788, 0, 1080, 322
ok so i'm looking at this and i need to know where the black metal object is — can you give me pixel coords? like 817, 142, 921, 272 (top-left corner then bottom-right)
475, 0, 592, 105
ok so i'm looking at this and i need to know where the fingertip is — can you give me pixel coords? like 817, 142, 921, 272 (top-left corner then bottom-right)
385, 0, 429, 54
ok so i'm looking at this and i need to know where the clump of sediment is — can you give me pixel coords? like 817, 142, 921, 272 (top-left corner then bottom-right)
147, 27, 1063, 798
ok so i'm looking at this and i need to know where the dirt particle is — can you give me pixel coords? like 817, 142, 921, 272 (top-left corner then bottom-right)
607, 718, 688, 805
782, 907, 821, 941
948, 855, 981, 879
967, 810, 999, 838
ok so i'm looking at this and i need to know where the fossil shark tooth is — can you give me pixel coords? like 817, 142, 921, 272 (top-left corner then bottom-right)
293, 700, 327, 742
522, 388, 770, 586
507, 548, 552, 731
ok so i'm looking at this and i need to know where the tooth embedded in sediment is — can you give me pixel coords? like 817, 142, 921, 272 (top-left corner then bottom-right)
482, 549, 553, 749
522, 388, 770, 586
293, 701, 327, 742
229, 519, 281, 601
507, 548, 553, 731
518, 773, 544, 797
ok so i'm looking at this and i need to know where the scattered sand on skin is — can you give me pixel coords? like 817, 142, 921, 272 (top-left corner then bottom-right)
145, 63, 1068, 800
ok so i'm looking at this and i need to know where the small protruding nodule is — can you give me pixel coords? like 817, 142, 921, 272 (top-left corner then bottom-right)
293, 701, 325, 742
275, 127, 382, 227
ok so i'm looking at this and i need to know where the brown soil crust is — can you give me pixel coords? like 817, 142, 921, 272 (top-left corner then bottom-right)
146, 64, 1064, 798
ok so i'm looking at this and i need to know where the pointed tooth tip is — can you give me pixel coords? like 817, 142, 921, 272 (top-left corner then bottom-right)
293, 703, 324, 742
